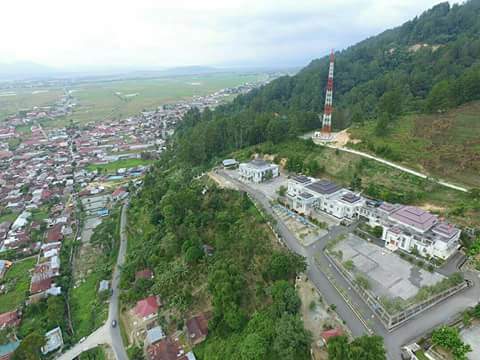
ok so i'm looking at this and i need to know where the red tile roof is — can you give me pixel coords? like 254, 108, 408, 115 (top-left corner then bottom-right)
46, 224, 63, 243
186, 314, 208, 345
30, 278, 53, 294
135, 269, 153, 281
321, 328, 343, 343
0, 310, 21, 328
147, 338, 186, 360
134, 295, 159, 318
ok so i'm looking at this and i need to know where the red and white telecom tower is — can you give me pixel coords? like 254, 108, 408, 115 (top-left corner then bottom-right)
321, 50, 335, 135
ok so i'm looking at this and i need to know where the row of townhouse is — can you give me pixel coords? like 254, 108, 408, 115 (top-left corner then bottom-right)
286, 175, 460, 260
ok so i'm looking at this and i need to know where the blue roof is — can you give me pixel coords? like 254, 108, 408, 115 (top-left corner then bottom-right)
0, 341, 20, 356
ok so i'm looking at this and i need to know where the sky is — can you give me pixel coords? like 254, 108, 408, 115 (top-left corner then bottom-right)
0, 0, 459, 70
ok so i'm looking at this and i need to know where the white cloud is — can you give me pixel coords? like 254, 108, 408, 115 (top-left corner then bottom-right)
0, 0, 458, 68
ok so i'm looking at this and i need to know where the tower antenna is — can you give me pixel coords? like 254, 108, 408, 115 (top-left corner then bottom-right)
321, 49, 335, 135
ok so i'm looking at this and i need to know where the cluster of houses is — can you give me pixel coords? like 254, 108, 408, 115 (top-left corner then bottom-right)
0, 76, 279, 359
2, 88, 75, 127
130, 269, 208, 360
286, 175, 461, 260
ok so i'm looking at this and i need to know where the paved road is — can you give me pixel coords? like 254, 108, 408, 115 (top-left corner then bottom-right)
57, 202, 129, 360
217, 170, 480, 360
323, 144, 468, 193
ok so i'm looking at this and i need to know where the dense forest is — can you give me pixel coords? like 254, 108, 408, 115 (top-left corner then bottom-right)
121, 155, 313, 359
174, 0, 480, 166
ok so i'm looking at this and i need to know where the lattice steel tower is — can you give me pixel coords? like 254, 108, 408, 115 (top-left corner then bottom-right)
321, 50, 335, 134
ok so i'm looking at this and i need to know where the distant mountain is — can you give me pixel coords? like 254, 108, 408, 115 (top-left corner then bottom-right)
0, 61, 56, 80
159, 65, 220, 76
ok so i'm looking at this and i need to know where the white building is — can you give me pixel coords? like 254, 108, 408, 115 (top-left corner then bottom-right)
286, 174, 460, 260
287, 175, 364, 220
41, 327, 63, 354
360, 203, 460, 260
239, 159, 279, 183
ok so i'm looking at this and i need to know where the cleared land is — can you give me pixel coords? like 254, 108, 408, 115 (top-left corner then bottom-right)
0, 257, 36, 313
348, 101, 480, 188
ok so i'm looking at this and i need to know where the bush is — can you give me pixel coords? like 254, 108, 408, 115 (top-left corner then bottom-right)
355, 275, 371, 290
343, 260, 355, 271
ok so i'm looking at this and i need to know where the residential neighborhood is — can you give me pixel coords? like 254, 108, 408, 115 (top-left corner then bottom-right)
0, 79, 268, 360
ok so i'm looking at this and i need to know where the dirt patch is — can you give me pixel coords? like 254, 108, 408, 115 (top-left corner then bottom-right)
208, 171, 238, 190
297, 276, 351, 360
333, 129, 360, 147
418, 203, 446, 213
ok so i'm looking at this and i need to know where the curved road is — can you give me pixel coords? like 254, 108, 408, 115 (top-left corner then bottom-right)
217, 170, 480, 360
57, 202, 129, 360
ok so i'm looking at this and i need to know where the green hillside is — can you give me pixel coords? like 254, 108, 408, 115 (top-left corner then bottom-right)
174, 0, 480, 168
348, 101, 480, 188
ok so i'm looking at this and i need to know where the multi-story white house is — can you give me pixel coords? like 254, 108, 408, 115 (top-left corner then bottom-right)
360, 202, 460, 260
286, 175, 365, 220
239, 159, 279, 183
286, 175, 460, 260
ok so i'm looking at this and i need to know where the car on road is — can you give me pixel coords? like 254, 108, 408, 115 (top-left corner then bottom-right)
79, 337, 86, 343
111, 320, 117, 328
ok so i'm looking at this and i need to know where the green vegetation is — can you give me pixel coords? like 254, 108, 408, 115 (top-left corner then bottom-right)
121, 154, 309, 359
79, 347, 106, 360
233, 139, 480, 228
327, 335, 387, 360
0, 212, 17, 223
431, 325, 472, 360
12, 331, 45, 360
0, 258, 36, 313
349, 101, 480, 187
70, 209, 120, 341
85, 158, 153, 172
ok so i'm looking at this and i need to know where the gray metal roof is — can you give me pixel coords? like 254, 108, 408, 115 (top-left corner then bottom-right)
291, 175, 311, 184
306, 179, 340, 195
146, 325, 165, 344
341, 192, 361, 204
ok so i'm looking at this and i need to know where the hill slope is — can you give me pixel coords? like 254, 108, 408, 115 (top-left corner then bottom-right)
174, 0, 480, 170
348, 101, 480, 188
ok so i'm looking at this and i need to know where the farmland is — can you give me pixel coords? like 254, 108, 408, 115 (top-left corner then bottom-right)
1, 72, 268, 128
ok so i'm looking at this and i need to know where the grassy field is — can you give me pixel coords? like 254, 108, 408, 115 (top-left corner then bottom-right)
1, 72, 266, 128
348, 101, 480, 188
0, 87, 64, 120
0, 213, 18, 224
236, 139, 480, 228
70, 267, 109, 341
86, 158, 153, 172
42, 72, 265, 128
0, 258, 36, 313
